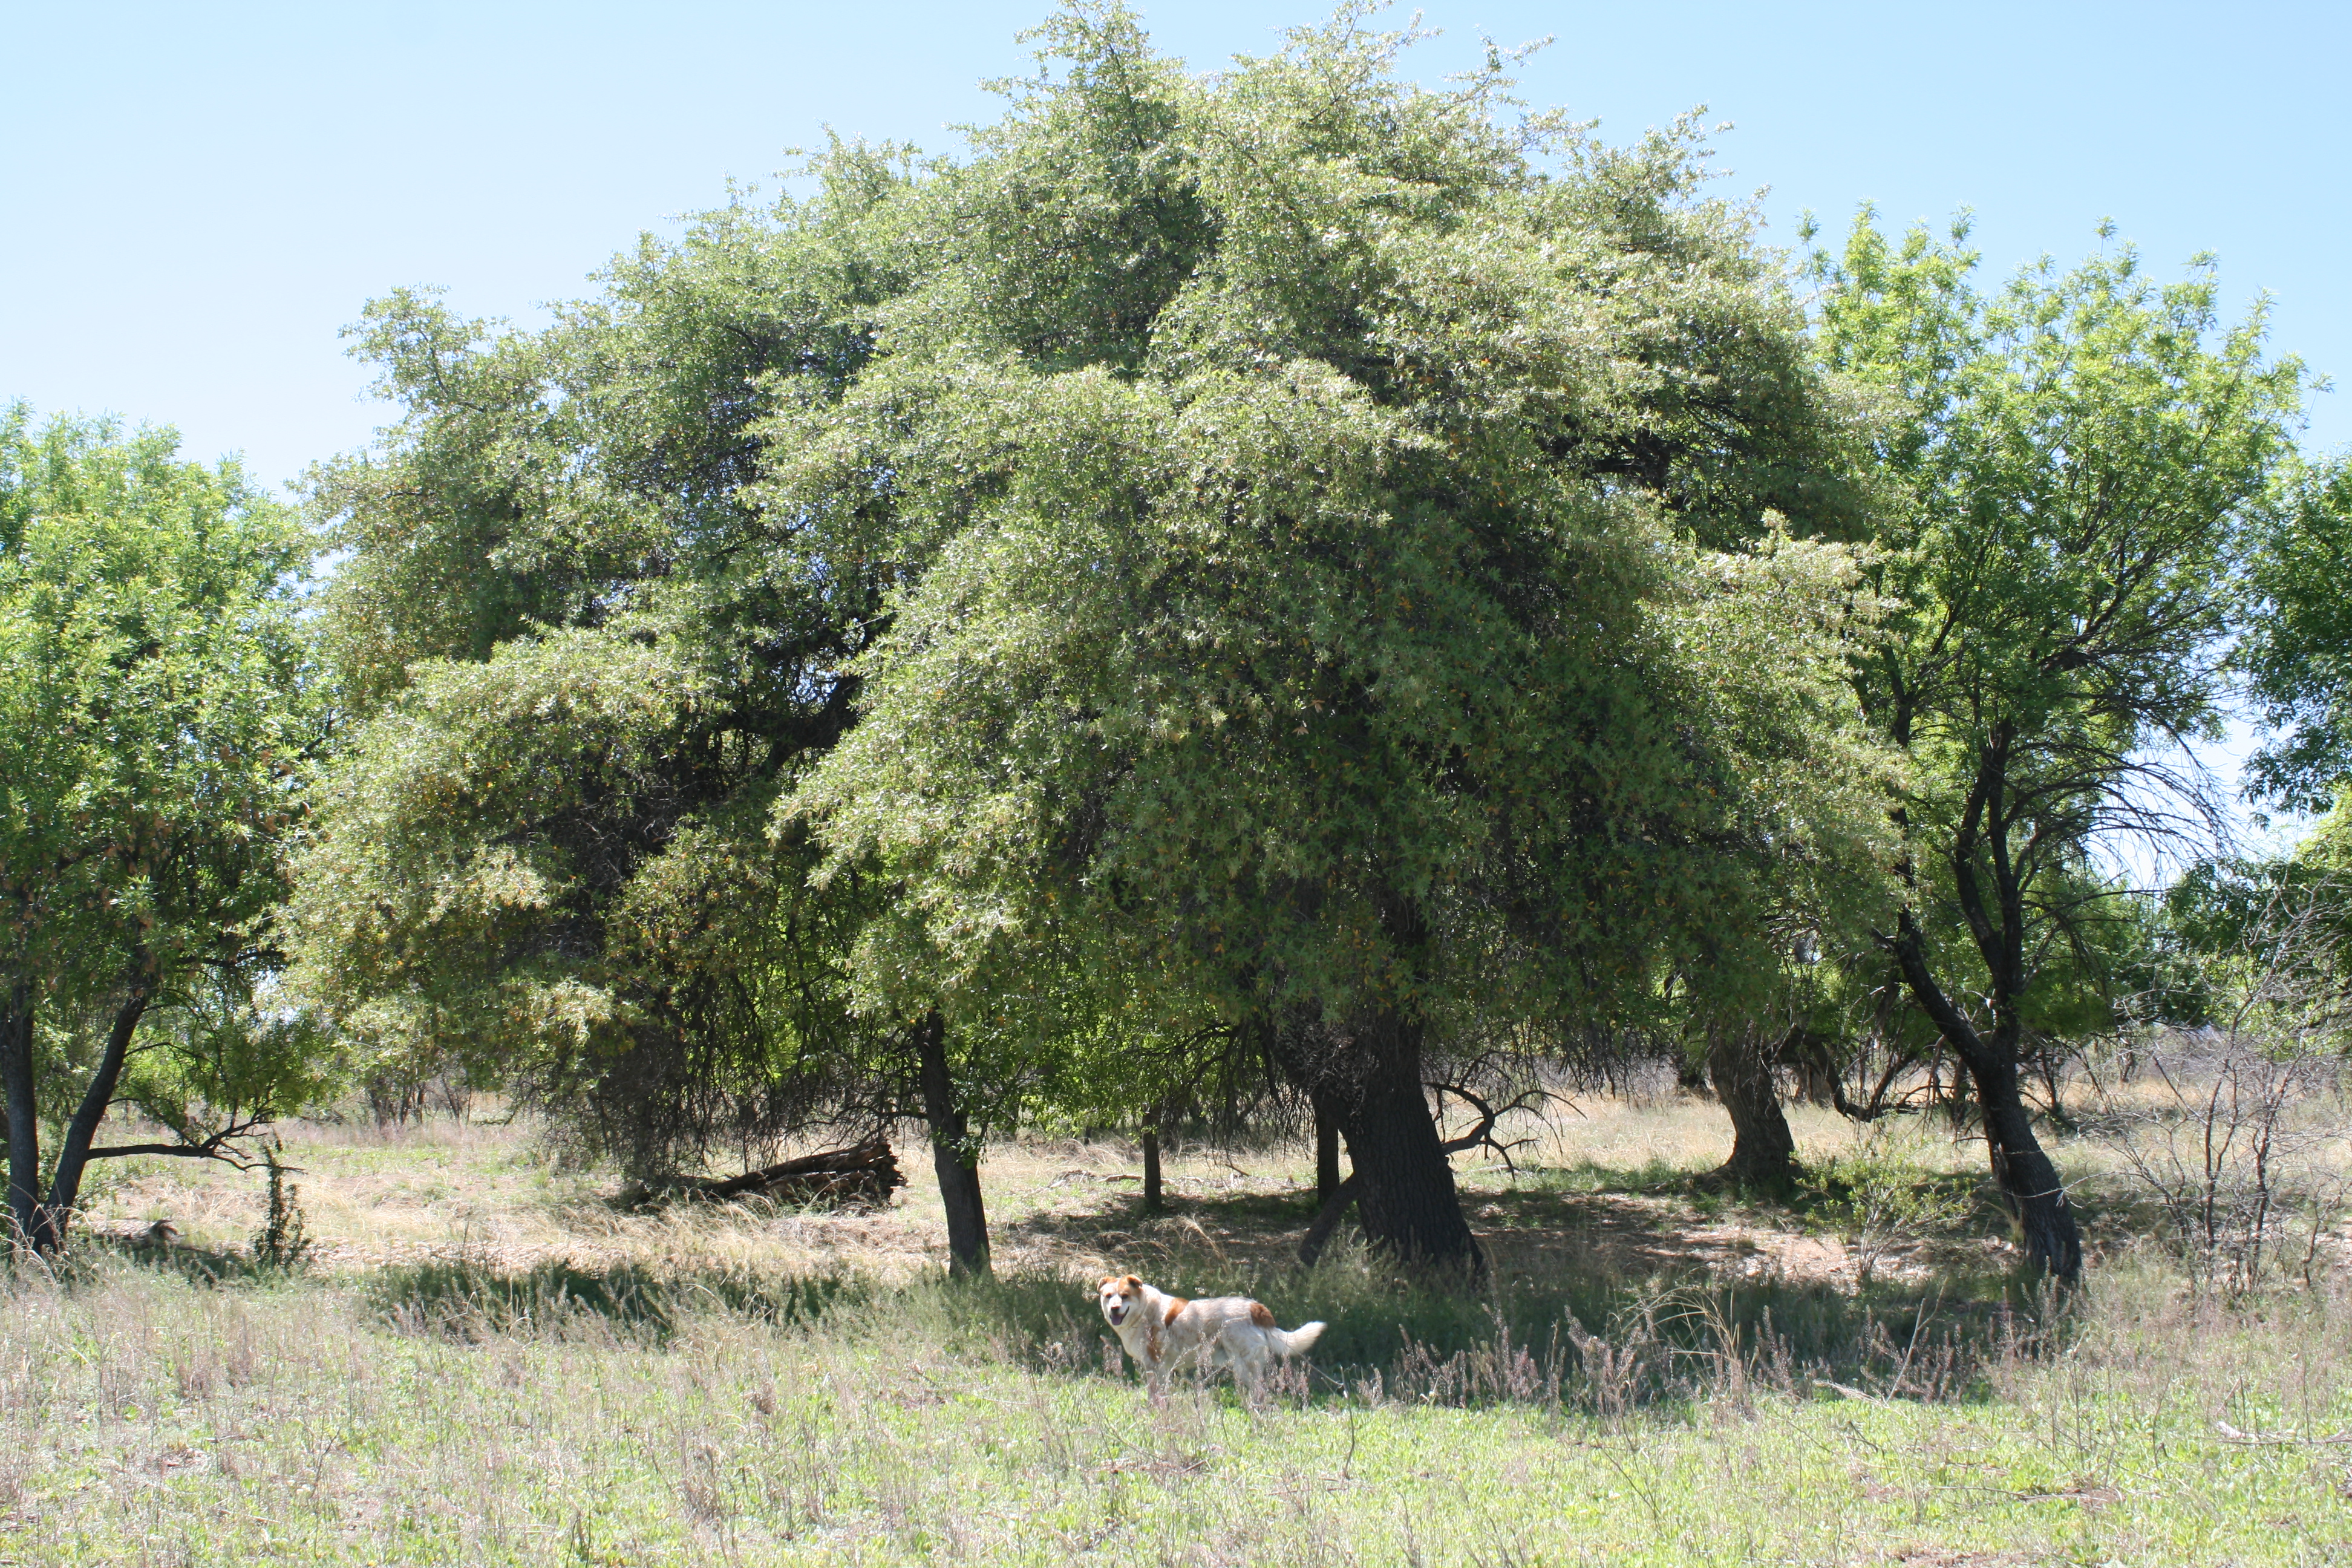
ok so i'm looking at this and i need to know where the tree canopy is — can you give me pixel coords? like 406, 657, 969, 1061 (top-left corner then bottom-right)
782, 7, 1897, 1266
284, 155, 921, 1177
1, 407, 327, 1250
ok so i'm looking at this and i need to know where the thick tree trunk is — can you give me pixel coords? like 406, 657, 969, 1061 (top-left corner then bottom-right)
1883, 912, 2080, 1279
1323, 1011, 1482, 1275
1140, 1106, 1163, 1212
38, 981, 152, 1253
1256, 884, 1479, 1279
1314, 1099, 1341, 1207
913, 1012, 990, 1278
1706, 1028, 1798, 1192
3, 982, 38, 1253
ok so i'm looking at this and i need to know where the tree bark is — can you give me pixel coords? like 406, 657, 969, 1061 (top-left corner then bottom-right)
3, 981, 38, 1253
1140, 1105, 1164, 1212
1318, 1010, 1483, 1276
1314, 1098, 1341, 1206
1883, 912, 2080, 1279
913, 1011, 990, 1278
37, 975, 152, 1253
1298, 1171, 1361, 1267
1706, 1027, 1799, 1192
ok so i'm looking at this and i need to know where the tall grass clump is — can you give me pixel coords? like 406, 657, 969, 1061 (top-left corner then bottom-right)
926, 1241, 2046, 1415
365, 1258, 869, 1343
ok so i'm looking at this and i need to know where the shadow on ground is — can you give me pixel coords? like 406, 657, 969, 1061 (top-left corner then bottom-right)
999, 1162, 2019, 1293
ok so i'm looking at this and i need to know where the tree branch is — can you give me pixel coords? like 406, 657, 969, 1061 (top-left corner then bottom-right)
1875, 911, 2000, 1082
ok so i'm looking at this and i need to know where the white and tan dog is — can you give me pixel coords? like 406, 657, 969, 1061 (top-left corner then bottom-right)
1095, 1274, 1326, 1397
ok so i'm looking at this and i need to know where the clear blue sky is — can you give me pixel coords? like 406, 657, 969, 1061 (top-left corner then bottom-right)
5, 0, 2344, 492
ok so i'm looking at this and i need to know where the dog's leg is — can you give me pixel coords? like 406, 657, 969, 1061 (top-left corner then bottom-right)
1239, 1337, 1271, 1407
1210, 1325, 1262, 1407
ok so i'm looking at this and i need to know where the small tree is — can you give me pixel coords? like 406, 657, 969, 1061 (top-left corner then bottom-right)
1812, 214, 2314, 1278
1, 408, 330, 1252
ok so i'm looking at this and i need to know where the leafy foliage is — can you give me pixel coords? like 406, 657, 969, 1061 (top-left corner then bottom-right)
2241, 458, 2352, 811
0, 407, 328, 1242
286, 148, 926, 1175
1815, 211, 2308, 938
785, 6, 1898, 1075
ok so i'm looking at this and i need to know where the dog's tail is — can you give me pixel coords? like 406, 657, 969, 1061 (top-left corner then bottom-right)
1272, 1320, 1326, 1358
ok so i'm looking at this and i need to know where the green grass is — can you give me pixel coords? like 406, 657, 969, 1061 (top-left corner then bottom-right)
5, 1246, 2350, 1565
19, 1093, 2350, 1563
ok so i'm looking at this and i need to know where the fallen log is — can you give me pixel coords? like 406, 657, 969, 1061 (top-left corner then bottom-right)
620, 1135, 905, 1210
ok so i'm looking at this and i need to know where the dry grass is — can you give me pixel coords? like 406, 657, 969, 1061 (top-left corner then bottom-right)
8, 1079, 2347, 1564
68, 1088, 1948, 1291
66, 1064, 2350, 1299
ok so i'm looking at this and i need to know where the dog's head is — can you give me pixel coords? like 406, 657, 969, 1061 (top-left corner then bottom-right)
1096, 1274, 1144, 1328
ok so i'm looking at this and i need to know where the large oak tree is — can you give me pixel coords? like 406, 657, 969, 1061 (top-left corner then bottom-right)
785, 7, 1895, 1272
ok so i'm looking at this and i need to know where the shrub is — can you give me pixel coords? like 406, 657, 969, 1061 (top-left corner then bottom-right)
2087, 1042, 2345, 1295
1802, 1121, 1976, 1285
249, 1148, 314, 1271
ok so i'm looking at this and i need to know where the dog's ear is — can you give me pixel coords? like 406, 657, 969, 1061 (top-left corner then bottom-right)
1122, 1274, 1142, 1290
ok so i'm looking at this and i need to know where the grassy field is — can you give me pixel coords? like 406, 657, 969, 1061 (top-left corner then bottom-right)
5, 1087, 2351, 1566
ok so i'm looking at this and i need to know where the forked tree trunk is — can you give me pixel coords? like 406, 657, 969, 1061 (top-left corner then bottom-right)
3, 982, 39, 1252
1884, 913, 2080, 1279
38, 980, 152, 1254
1674, 1054, 1711, 1096
1706, 1027, 1799, 1192
913, 1012, 990, 1278
1321, 1010, 1482, 1275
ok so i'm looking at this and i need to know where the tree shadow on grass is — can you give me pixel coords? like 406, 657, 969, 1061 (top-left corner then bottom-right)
42, 1238, 876, 1343
1001, 1163, 2008, 1293
358, 1257, 870, 1343
985, 1167, 2050, 1411
47, 1235, 288, 1290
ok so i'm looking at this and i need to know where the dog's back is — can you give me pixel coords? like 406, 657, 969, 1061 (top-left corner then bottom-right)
1176, 1296, 1327, 1392
1164, 1295, 1263, 1350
